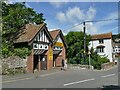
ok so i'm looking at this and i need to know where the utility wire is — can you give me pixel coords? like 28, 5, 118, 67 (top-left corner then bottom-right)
85, 18, 119, 23
63, 22, 83, 32
62, 18, 120, 32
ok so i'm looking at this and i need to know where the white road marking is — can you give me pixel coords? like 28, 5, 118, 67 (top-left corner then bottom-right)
101, 74, 116, 78
64, 78, 95, 86
39, 72, 60, 77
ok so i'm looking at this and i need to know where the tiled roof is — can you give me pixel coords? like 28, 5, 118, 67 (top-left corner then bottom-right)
14, 23, 45, 43
91, 32, 112, 40
49, 29, 68, 48
49, 30, 60, 39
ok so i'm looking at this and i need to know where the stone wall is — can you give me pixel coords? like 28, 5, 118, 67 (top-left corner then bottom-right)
101, 62, 115, 70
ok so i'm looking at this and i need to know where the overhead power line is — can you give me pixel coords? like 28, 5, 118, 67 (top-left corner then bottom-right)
85, 18, 119, 23
63, 22, 83, 32
63, 18, 120, 32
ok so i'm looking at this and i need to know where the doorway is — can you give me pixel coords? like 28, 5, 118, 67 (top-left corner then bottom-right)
33, 55, 39, 70
41, 55, 47, 70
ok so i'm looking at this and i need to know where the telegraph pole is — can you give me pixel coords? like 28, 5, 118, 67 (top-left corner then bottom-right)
83, 22, 86, 65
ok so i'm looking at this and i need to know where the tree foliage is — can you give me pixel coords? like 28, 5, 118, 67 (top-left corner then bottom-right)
112, 34, 120, 43
90, 47, 109, 69
2, 2, 45, 58
65, 31, 91, 64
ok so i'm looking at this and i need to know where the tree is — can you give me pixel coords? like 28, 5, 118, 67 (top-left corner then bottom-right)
2, 2, 45, 58
90, 47, 109, 69
65, 31, 91, 64
112, 34, 120, 43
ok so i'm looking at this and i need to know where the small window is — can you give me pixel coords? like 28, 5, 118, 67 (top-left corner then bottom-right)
97, 47, 104, 53
45, 46, 47, 49
40, 45, 42, 48
99, 39, 104, 44
33, 44, 38, 49
34, 45, 37, 48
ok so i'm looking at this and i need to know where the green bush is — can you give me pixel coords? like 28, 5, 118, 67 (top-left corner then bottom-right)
91, 54, 109, 70
14, 47, 31, 59
69, 58, 77, 64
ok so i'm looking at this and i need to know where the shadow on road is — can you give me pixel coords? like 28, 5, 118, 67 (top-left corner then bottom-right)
101, 85, 120, 90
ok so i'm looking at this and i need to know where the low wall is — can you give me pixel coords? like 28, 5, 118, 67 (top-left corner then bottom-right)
69, 64, 91, 69
101, 62, 115, 70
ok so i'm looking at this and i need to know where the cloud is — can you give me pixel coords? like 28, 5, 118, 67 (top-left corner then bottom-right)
56, 12, 67, 23
86, 22, 98, 34
92, 11, 118, 34
56, 6, 96, 24
86, 6, 96, 21
66, 7, 84, 23
49, 2, 67, 8
62, 22, 98, 35
56, 6, 97, 34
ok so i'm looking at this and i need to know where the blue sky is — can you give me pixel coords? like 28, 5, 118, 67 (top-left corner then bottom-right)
17, 2, 119, 35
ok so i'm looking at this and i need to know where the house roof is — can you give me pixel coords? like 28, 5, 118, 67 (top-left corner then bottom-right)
49, 30, 60, 39
14, 23, 53, 44
91, 32, 112, 40
49, 29, 68, 48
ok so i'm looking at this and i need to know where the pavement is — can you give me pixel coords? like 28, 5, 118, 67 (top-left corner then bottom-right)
2, 67, 62, 82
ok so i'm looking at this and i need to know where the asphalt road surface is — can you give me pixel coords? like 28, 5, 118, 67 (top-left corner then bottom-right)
2, 66, 119, 88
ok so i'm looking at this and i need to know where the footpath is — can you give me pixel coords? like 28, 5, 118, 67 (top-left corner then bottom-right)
2, 67, 62, 82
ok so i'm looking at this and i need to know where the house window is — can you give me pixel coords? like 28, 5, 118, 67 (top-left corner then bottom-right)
99, 39, 104, 44
97, 47, 104, 53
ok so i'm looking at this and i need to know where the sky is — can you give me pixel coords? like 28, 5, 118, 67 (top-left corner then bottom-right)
9, 1, 119, 35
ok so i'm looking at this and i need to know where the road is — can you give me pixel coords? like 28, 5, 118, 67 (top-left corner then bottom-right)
2, 66, 119, 88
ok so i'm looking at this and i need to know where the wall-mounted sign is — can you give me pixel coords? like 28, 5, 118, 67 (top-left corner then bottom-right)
48, 48, 53, 60
54, 42, 63, 47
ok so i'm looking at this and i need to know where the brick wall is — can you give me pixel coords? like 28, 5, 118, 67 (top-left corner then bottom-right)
27, 49, 34, 73
55, 46, 66, 67
38, 60, 41, 71
55, 55, 62, 67
46, 45, 53, 70
62, 46, 66, 60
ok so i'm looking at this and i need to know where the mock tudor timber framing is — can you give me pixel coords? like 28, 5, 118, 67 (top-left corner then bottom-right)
14, 23, 67, 73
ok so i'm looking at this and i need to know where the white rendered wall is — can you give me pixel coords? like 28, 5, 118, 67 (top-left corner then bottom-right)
89, 39, 113, 62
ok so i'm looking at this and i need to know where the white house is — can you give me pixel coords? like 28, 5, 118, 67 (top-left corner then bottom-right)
89, 32, 113, 62
113, 43, 120, 54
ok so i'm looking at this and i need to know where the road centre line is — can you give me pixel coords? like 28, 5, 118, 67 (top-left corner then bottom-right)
101, 73, 116, 78
64, 78, 95, 86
